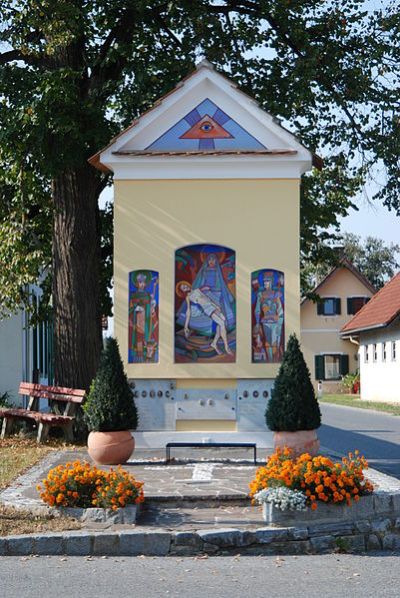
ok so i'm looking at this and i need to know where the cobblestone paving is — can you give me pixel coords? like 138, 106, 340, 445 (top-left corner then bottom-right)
2, 447, 400, 532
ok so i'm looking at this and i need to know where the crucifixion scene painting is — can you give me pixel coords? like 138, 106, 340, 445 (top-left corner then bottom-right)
251, 269, 284, 364
175, 244, 236, 363
128, 270, 159, 363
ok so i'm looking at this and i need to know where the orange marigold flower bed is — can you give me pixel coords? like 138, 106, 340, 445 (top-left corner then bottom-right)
37, 461, 144, 510
249, 448, 373, 509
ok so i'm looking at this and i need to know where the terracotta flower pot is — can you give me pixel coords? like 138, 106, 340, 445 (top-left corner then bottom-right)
87, 430, 135, 465
273, 429, 320, 457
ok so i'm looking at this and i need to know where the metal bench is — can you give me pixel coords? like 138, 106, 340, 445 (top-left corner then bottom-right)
0, 382, 86, 443
165, 442, 257, 464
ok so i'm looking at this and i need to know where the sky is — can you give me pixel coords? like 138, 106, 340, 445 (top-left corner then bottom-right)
339, 197, 399, 246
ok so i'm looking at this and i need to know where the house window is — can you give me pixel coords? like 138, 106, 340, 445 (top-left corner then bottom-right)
347, 297, 370, 315
31, 294, 54, 383
317, 298, 341, 316
314, 354, 349, 381
364, 345, 369, 364
392, 342, 397, 362
382, 342, 387, 362
373, 343, 378, 362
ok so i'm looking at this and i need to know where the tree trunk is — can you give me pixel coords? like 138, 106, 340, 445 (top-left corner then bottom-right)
52, 164, 102, 390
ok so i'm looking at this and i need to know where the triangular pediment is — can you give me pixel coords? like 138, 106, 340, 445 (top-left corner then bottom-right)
90, 60, 318, 178
147, 99, 265, 151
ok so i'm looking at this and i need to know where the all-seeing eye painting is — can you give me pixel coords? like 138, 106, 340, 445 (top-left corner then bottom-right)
251, 269, 284, 363
128, 270, 159, 363
175, 244, 236, 363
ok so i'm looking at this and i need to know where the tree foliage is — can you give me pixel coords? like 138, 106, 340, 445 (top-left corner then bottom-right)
83, 337, 138, 432
266, 334, 321, 432
0, 0, 399, 380
303, 232, 400, 293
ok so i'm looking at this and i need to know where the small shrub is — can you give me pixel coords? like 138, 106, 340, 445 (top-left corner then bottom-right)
84, 337, 138, 432
266, 334, 321, 432
37, 461, 144, 509
249, 448, 373, 510
341, 372, 360, 394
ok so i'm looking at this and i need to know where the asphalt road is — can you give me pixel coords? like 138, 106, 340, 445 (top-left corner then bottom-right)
1, 553, 400, 598
319, 403, 400, 478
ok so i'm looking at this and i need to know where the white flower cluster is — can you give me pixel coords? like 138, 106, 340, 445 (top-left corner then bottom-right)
254, 487, 307, 511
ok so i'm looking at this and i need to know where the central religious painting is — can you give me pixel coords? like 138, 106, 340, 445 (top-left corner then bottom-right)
175, 244, 236, 363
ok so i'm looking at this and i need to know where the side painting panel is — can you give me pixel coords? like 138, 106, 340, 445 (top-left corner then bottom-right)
251, 269, 284, 363
128, 270, 159, 363
175, 244, 236, 363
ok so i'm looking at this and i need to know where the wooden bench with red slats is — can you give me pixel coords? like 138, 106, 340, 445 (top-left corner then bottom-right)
0, 382, 86, 443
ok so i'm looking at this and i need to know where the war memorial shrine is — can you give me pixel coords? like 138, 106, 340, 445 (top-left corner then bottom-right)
90, 60, 318, 448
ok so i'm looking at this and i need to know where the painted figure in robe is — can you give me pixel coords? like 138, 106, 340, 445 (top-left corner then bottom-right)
252, 270, 284, 363
175, 245, 236, 362
177, 281, 232, 356
128, 271, 158, 363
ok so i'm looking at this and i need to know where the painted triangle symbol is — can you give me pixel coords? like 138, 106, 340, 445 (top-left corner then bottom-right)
180, 114, 233, 139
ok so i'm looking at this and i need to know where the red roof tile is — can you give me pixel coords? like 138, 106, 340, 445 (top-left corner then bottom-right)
341, 272, 400, 334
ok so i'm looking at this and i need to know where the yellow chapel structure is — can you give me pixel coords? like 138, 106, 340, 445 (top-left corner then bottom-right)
90, 60, 318, 448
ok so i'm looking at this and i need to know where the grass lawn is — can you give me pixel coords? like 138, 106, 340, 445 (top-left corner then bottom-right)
319, 394, 400, 416
0, 437, 82, 536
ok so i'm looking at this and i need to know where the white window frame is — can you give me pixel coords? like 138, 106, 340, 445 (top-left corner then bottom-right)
373, 343, 378, 362
392, 341, 397, 362
319, 297, 340, 317
382, 342, 387, 362
323, 353, 342, 381
364, 345, 369, 364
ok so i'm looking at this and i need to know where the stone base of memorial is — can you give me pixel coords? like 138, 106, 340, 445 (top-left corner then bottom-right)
58, 504, 139, 524
263, 495, 373, 526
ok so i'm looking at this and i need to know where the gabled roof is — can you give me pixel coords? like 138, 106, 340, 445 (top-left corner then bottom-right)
301, 257, 376, 306
89, 59, 322, 175
341, 272, 400, 336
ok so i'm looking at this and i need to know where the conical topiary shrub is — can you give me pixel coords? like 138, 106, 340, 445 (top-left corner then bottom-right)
84, 337, 138, 432
266, 334, 321, 454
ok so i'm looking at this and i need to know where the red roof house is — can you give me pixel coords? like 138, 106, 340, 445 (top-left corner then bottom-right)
341, 272, 400, 402
341, 272, 400, 336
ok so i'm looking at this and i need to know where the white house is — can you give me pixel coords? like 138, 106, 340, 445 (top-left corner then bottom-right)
341, 272, 400, 402
0, 287, 53, 407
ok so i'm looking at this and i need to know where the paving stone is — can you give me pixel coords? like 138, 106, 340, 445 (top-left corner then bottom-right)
382, 533, 400, 550
0, 538, 7, 556
250, 540, 312, 556
5, 449, 400, 558
287, 527, 308, 540
255, 527, 289, 544
342, 534, 366, 553
354, 520, 372, 533
63, 532, 92, 556
371, 518, 392, 534
35, 534, 64, 555
349, 495, 374, 519
373, 493, 393, 514
173, 531, 202, 547
391, 494, 400, 515
366, 534, 381, 551
197, 528, 242, 547
93, 533, 120, 555
202, 542, 220, 554
6, 535, 35, 556
309, 535, 334, 553
307, 522, 354, 537
119, 531, 171, 556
